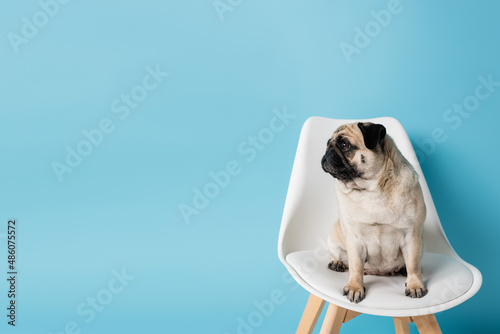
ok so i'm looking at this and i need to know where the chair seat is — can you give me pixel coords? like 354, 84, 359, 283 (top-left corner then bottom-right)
286, 251, 474, 317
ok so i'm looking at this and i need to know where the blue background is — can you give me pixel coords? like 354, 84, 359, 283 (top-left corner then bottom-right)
1, 0, 498, 333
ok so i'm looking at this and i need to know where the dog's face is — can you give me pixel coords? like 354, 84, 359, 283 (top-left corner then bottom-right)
321, 122, 387, 182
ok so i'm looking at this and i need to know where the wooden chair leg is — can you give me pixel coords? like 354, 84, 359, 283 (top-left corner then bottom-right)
319, 303, 348, 334
393, 317, 411, 334
295, 294, 440, 334
296, 294, 326, 334
344, 309, 361, 323
412, 314, 442, 334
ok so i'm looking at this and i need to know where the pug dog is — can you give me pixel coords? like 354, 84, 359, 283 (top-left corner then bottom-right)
321, 122, 427, 303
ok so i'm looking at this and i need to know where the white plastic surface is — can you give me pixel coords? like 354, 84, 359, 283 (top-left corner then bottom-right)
277, 116, 482, 317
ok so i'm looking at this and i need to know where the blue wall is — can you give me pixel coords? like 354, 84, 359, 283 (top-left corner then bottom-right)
1, 0, 498, 333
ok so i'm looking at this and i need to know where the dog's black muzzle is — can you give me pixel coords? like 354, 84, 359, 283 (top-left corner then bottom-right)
322, 146, 358, 181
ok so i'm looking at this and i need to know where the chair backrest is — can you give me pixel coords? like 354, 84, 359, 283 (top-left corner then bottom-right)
278, 117, 457, 263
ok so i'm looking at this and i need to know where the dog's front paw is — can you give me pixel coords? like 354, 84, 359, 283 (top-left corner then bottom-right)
328, 260, 346, 272
343, 284, 366, 303
405, 281, 428, 298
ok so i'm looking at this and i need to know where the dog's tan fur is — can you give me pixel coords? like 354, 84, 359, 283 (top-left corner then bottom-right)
324, 123, 427, 303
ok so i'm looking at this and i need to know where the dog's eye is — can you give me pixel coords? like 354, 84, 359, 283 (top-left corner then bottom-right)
340, 141, 350, 152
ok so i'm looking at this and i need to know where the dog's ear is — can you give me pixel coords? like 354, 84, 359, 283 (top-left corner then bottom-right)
357, 122, 386, 150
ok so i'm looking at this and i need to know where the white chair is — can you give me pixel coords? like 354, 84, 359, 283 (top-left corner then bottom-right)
278, 117, 482, 333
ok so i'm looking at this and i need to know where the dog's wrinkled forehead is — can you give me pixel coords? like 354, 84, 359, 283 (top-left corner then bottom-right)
334, 125, 346, 135
331, 123, 362, 144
